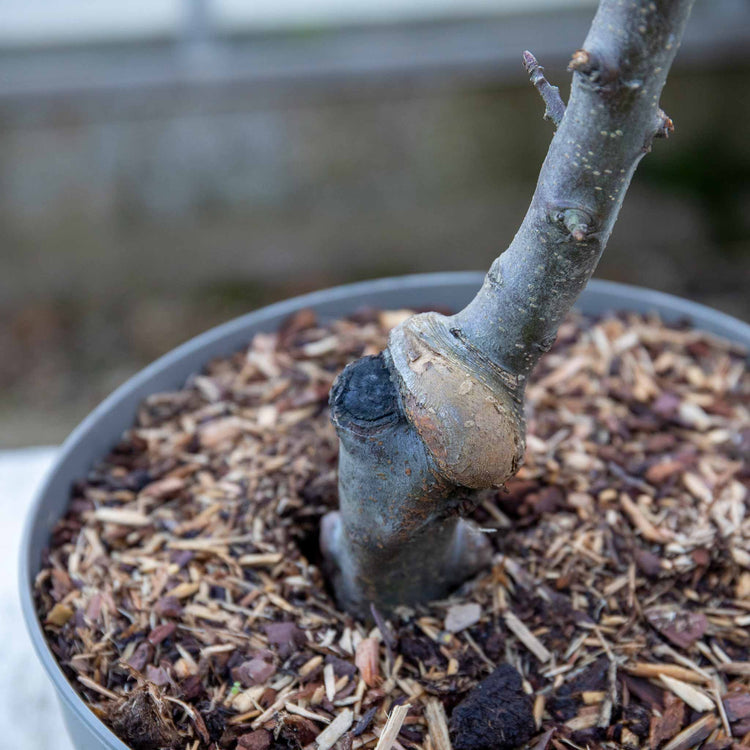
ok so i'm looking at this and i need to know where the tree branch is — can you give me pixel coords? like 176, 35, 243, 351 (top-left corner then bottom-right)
523, 50, 566, 128
323, 0, 695, 617
450, 0, 694, 377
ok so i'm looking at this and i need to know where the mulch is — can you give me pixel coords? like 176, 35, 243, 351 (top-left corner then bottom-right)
35, 305, 750, 750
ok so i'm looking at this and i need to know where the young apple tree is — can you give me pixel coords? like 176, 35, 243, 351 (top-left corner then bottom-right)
321, 0, 695, 617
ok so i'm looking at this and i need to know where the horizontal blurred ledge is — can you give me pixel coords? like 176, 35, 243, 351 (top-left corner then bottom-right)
0, 0, 747, 104
1, 1, 597, 48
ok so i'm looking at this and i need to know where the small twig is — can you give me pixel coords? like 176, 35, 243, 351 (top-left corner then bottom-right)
523, 51, 566, 128
713, 679, 732, 738
77, 674, 120, 700
463, 630, 496, 670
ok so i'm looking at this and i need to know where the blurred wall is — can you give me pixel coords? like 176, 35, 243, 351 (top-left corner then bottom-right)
0, 2, 748, 447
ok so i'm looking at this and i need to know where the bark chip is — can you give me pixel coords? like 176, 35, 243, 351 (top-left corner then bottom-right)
450, 664, 535, 750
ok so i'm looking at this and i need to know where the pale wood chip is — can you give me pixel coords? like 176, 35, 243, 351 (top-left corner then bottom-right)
619, 494, 673, 543
298, 654, 323, 678
716, 661, 750, 676
582, 691, 607, 705
249, 686, 294, 728
566, 705, 600, 730
199, 417, 243, 448
266, 591, 297, 614
315, 708, 354, 750
504, 611, 551, 663
661, 715, 718, 750
284, 702, 331, 724
141, 475, 185, 498
93, 508, 151, 526
659, 675, 714, 713
625, 663, 710, 684
184, 603, 231, 623
713, 680, 732, 737
374, 703, 410, 750
167, 538, 229, 552
444, 603, 481, 633
229, 686, 265, 713
533, 694, 546, 731
165, 581, 200, 599
324, 662, 337, 703
424, 698, 452, 750
77, 674, 120, 700
238, 553, 284, 566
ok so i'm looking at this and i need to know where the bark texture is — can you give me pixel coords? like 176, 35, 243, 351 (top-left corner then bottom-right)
322, 0, 695, 617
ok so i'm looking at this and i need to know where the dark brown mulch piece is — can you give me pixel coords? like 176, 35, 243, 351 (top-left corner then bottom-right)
645, 607, 707, 650
107, 683, 181, 750
723, 690, 750, 722
648, 693, 686, 747
277, 714, 319, 748
450, 665, 535, 750
34, 308, 749, 750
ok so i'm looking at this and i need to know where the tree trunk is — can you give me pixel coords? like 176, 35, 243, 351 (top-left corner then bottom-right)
322, 0, 695, 618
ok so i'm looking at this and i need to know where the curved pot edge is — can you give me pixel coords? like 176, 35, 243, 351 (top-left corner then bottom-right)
18, 272, 749, 750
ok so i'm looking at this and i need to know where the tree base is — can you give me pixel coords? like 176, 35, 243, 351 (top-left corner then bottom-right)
320, 510, 493, 619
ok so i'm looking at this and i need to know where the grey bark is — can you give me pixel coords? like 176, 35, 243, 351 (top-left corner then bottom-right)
322, 0, 695, 618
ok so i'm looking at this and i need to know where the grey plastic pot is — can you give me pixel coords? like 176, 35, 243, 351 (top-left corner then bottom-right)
20, 272, 750, 750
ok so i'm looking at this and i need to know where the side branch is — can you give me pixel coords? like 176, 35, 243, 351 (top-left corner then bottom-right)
523, 50, 566, 129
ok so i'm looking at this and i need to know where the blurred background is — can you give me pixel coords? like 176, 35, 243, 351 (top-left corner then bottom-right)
1, 0, 748, 448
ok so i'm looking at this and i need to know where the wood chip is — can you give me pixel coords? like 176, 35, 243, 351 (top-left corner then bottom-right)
646, 607, 707, 649
45, 602, 74, 626
661, 714, 718, 750
424, 698, 452, 750
238, 553, 283, 567
625, 662, 711, 684
284, 702, 331, 724
717, 662, 750, 676
659, 675, 714, 713
619, 494, 673, 543
165, 581, 201, 599
77, 675, 120, 700
93, 508, 151, 526
315, 708, 353, 750
324, 662, 337, 702
444, 603, 481, 633
374, 704, 410, 750
355, 637, 380, 687
504, 611, 551, 663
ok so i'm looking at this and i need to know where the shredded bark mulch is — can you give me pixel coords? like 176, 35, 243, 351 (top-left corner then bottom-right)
36, 307, 749, 750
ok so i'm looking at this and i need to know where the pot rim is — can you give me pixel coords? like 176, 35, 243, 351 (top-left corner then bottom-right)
19, 272, 749, 749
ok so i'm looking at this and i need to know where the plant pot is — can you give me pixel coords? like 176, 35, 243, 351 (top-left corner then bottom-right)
20, 272, 750, 750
